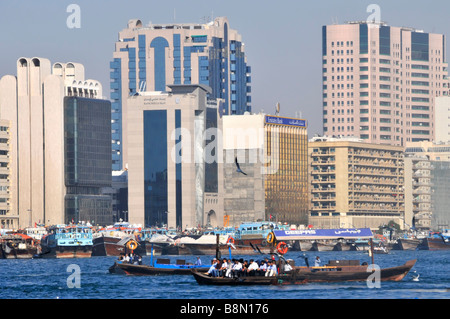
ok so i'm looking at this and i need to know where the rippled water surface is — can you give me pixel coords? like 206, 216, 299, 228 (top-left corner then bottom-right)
0, 250, 448, 299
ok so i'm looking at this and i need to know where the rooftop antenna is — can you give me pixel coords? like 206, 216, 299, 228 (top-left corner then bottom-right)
275, 102, 280, 116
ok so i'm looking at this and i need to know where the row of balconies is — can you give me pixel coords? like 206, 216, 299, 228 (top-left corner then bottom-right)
349, 150, 403, 159
348, 195, 402, 202
351, 203, 402, 210
351, 176, 402, 185
348, 159, 401, 167
349, 186, 402, 194
311, 178, 336, 183
349, 167, 401, 175
412, 163, 431, 170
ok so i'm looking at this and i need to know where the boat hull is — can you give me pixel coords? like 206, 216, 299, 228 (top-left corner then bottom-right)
311, 241, 336, 251
92, 236, 146, 256
109, 262, 209, 276
392, 239, 420, 251
192, 259, 416, 285
39, 245, 92, 258
417, 237, 450, 250
0, 245, 37, 259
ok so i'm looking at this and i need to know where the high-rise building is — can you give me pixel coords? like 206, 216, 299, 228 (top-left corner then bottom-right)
222, 113, 309, 226
405, 141, 450, 230
111, 17, 252, 170
434, 96, 450, 143
322, 22, 448, 145
0, 58, 111, 228
127, 84, 224, 229
309, 136, 405, 229
0, 120, 13, 228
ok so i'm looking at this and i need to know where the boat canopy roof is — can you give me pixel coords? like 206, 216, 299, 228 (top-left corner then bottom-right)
273, 228, 373, 241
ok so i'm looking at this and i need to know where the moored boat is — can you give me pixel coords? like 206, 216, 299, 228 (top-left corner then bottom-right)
160, 222, 281, 256
392, 238, 421, 250
0, 233, 38, 259
109, 258, 209, 276
417, 237, 450, 250
39, 225, 93, 258
92, 222, 144, 256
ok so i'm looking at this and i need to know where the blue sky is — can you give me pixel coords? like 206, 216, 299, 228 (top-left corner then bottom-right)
1, 0, 449, 135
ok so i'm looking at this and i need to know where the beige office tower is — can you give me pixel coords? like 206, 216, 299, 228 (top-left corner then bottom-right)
0, 58, 110, 228
0, 120, 13, 228
405, 141, 450, 230
127, 84, 224, 229
309, 136, 405, 230
322, 22, 448, 145
222, 113, 309, 227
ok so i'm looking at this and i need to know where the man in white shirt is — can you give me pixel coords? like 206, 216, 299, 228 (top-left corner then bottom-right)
219, 258, 228, 277
232, 259, 242, 278
247, 259, 259, 276
284, 260, 293, 272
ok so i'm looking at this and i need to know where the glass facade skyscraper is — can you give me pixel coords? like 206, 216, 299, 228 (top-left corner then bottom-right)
64, 97, 112, 225
110, 17, 251, 171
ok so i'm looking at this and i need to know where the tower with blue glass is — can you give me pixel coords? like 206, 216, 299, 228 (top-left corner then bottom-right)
110, 17, 251, 171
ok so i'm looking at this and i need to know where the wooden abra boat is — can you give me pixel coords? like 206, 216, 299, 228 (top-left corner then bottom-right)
192, 228, 416, 286
109, 259, 208, 276
192, 259, 417, 286
108, 243, 208, 275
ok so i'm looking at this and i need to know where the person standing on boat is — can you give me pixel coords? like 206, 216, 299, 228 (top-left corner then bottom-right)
315, 256, 321, 267
195, 256, 202, 266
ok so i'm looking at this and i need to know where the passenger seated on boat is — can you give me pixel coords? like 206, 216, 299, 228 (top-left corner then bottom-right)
284, 260, 293, 272
265, 260, 278, 277
247, 259, 259, 276
231, 259, 243, 277
224, 259, 232, 278
240, 260, 249, 276
258, 260, 267, 276
219, 258, 228, 277
206, 258, 219, 277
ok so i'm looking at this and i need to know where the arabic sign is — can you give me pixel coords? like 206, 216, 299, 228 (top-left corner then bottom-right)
265, 115, 306, 127
273, 228, 373, 240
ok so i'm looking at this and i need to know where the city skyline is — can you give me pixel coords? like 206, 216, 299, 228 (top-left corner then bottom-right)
1, 0, 450, 137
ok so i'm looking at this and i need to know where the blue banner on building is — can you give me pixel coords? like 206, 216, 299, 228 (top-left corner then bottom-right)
273, 228, 373, 240
265, 115, 306, 127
